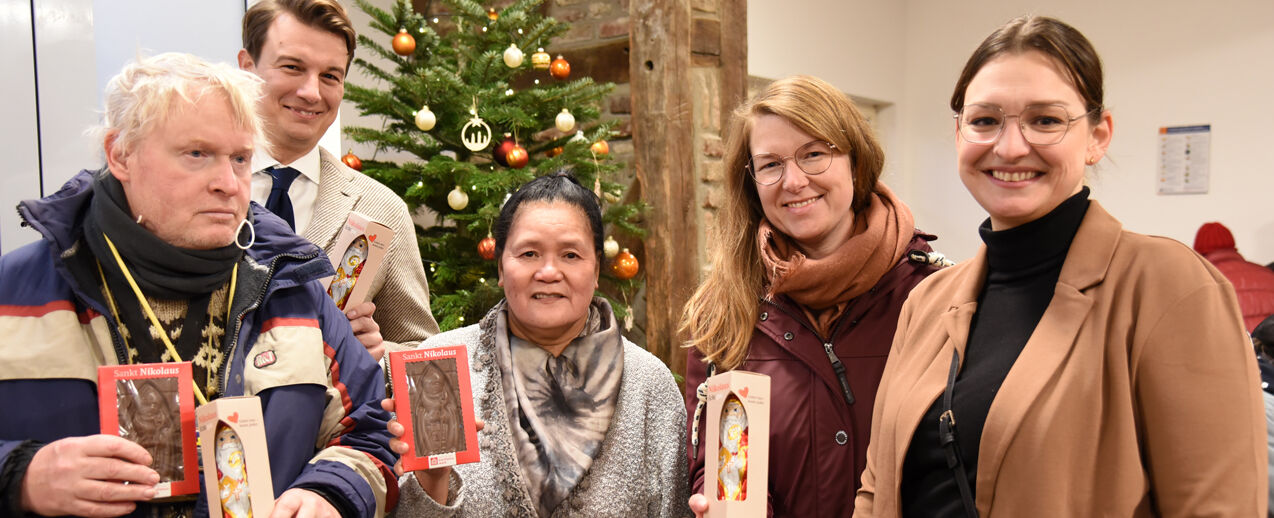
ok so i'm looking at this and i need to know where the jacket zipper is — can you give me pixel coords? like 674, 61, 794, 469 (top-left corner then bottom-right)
217, 251, 318, 395
768, 299, 857, 407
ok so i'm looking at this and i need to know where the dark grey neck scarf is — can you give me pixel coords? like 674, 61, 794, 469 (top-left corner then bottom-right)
83, 170, 244, 299
492, 297, 624, 516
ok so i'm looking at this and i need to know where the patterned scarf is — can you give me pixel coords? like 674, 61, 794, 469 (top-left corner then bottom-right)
492, 297, 624, 516
758, 183, 915, 337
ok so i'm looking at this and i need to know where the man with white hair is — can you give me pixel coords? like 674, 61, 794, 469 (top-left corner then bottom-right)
0, 53, 394, 518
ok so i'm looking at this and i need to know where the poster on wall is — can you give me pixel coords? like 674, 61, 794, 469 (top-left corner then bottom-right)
1157, 125, 1210, 195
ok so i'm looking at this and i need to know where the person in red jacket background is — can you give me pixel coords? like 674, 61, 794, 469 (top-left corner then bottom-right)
1194, 222, 1274, 332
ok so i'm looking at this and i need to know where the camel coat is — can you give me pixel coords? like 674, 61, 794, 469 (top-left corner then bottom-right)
854, 201, 1267, 517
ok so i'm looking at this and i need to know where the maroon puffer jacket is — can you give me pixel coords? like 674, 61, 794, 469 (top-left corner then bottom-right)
684, 233, 942, 517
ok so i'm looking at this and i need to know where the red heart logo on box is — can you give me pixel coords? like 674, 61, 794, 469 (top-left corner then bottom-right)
228, 412, 239, 423
738, 387, 749, 398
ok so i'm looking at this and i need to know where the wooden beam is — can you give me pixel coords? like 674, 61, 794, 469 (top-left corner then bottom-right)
718, 0, 747, 130
629, 0, 695, 376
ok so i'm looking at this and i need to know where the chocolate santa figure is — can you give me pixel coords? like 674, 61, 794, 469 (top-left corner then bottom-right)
717, 394, 748, 501
215, 424, 252, 518
327, 235, 369, 310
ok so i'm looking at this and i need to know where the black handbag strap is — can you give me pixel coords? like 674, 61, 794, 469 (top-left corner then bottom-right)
939, 348, 979, 518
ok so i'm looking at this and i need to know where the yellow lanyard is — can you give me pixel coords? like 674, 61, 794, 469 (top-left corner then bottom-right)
96, 234, 238, 405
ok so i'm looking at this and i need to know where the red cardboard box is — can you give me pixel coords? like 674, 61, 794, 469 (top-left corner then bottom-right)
98, 362, 198, 498
388, 346, 480, 470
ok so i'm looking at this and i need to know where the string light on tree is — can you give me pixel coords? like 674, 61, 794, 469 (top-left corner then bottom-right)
555, 108, 576, 132
341, 150, 363, 171
487, 7, 498, 21
392, 28, 415, 56
415, 105, 436, 131
447, 186, 468, 210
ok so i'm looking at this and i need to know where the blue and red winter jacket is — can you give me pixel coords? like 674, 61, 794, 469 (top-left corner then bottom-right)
0, 170, 398, 517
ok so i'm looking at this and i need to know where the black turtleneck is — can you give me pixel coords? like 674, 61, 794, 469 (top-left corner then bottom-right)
899, 187, 1090, 517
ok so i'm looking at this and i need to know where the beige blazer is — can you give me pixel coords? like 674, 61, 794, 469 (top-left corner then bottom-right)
855, 201, 1266, 517
306, 148, 440, 349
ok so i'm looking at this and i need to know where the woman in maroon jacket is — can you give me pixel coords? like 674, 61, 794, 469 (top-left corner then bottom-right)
682, 75, 945, 517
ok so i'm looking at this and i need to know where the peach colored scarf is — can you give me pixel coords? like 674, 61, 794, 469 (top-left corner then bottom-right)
758, 183, 915, 337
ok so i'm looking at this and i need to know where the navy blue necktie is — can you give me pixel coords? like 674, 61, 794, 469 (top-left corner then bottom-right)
265, 166, 301, 231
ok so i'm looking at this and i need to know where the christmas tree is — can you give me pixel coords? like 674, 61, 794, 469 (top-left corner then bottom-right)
344, 0, 646, 331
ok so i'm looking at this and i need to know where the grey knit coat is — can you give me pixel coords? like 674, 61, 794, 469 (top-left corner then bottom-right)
391, 318, 692, 518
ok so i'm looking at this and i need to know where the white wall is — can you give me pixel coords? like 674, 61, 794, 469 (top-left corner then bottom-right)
751, 0, 1274, 264
3, 0, 342, 254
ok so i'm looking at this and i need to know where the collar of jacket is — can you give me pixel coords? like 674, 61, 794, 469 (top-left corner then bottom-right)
935, 200, 1117, 490
756, 231, 938, 399
18, 170, 334, 323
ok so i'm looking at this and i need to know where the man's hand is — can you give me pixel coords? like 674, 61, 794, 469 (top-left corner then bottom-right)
345, 301, 383, 360
20, 435, 159, 518
270, 488, 340, 518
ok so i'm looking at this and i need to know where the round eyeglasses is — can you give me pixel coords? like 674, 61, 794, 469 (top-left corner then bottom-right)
955, 104, 1099, 146
747, 140, 839, 186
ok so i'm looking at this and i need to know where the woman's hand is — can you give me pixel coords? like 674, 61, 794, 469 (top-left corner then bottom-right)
688, 493, 708, 517
380, 398, 484, 504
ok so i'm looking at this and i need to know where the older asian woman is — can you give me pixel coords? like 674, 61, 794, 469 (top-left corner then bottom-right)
854, 16, 1266, 517
384, 173, 690, 517
682, 75, 947, 516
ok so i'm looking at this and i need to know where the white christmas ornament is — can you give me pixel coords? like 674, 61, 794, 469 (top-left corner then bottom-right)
415, 105, 436, 131
503, 43, 524, 68
555, 108, 576, 133
604, 235, 619, 258
447, 186, 469, 210
570, 130, 588, 143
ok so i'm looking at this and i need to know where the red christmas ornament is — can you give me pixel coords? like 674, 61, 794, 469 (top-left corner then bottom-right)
493, 134, 515, 167
549, 55, 570, 80
506, 145, 529, 169
477, 236, 496, 261
611, 248, 639, 280
590, 140, 610, 155
392, 29, 416, 56
341, 150, 363, 171
545, 146, 564, 158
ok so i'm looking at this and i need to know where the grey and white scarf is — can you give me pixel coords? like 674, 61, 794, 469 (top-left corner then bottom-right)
492, 297, 624, 517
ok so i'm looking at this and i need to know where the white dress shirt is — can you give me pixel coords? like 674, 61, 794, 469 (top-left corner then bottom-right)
251, 146, 322, 235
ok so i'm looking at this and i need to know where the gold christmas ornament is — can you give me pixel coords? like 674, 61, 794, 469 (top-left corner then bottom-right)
531, 47, 551, 69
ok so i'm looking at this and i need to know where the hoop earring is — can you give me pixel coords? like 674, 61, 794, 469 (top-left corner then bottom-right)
235, 218, 255, 250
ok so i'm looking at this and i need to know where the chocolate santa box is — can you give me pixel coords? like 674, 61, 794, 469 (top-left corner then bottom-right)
196, 396, 274, 518
320, 211, 394, 311
703, 370, 770, 518
98, 362, 198, 498
388, 345, 481, 471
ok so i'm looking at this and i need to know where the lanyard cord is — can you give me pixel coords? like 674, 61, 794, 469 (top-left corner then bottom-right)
97, 233, 238, 405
